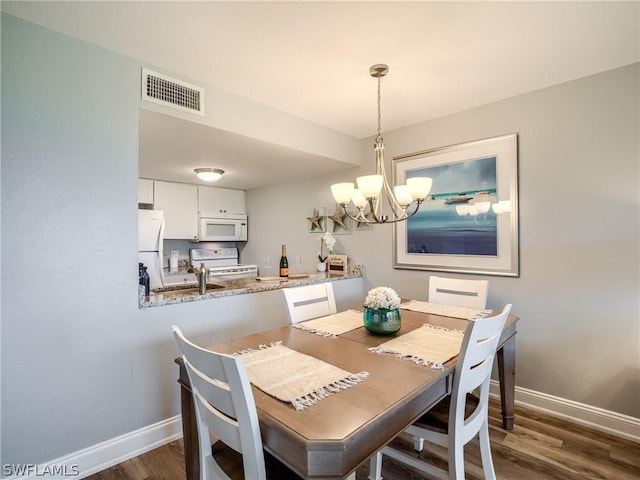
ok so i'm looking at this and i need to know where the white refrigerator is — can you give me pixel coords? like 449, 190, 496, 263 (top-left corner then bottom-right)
138, 209, 165, 290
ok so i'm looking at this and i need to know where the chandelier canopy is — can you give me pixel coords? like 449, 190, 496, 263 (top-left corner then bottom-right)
330, 64, 433, 224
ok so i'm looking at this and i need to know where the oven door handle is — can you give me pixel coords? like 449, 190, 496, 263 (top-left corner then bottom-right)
208, 268, 256, 277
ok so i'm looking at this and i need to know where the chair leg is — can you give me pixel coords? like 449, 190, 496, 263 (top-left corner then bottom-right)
478, 421, 496, 479
448, 436, 465, 480
368, 451, 383, 480
413, 435, 424, 452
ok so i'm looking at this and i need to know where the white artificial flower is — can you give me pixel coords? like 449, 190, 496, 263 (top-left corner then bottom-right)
364, 287, 401, 310
317, 231, 337, 261
321, 231, 336, 252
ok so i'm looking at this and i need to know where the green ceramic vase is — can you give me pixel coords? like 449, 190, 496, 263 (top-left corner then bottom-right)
363, 307, 401, 335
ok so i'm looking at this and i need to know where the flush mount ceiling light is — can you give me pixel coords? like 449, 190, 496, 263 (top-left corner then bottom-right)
194, 168, 224, 182
330, 64, 433, 224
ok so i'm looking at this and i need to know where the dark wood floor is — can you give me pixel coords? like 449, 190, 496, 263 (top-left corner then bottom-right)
87, 400, 639, 480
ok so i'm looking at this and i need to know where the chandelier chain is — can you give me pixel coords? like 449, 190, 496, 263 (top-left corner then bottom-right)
376, 74, 383, 141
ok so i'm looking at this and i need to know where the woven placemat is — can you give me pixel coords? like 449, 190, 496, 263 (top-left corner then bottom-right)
400, 300, 490, 320
369, 324, 464, 370
292, 309, 363, 337
235, 342, 368, 410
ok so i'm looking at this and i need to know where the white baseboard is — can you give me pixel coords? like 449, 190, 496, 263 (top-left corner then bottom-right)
2, 416, 183, 480
489, 380, 640, 443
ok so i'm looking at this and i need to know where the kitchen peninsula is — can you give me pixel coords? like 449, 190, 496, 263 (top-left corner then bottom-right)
139, 265, 363, 309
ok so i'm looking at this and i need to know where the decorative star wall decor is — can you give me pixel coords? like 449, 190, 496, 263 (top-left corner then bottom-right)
307, 208, 325, 232
328, 205, 350, 233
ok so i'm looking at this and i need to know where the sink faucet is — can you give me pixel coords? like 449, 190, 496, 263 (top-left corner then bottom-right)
197, 262, 207, 294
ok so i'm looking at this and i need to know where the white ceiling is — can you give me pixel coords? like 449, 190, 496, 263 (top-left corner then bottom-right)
3, 1, 638, 189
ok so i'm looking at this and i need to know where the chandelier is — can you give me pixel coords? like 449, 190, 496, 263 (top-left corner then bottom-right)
330, 64, 433, 224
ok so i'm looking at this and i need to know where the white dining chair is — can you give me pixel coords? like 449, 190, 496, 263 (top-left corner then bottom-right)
172, 326, 300, 480
369, 304, 512, 480
281, 282, 337, 324
428, 275, 489, 309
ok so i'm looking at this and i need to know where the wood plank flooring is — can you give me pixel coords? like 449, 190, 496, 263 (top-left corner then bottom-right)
86, 400, 639, 480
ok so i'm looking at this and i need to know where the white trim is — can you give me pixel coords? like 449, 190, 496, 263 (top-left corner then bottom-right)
2, 416, 182, 480
490, 380, 640, 443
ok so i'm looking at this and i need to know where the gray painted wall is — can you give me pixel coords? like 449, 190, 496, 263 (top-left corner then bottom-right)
2, 13, 140, 465
1, 11, 638, 471
0, 14, 362, 468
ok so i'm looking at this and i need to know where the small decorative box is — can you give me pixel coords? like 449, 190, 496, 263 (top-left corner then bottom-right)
327, 254, 348, 275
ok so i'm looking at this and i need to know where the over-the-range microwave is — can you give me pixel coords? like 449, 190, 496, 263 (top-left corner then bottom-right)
198, 214, 247, 241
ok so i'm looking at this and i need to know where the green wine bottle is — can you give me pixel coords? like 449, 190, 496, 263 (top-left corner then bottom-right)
279, 244, 289, 278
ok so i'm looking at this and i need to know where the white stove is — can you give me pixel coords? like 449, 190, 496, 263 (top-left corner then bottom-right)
189, 248, 258, 280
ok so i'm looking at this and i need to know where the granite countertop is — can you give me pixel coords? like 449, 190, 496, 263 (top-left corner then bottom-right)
139, 265, 363, 309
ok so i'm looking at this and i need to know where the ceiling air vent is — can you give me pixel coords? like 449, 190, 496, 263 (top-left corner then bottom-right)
141, 68, 205, 116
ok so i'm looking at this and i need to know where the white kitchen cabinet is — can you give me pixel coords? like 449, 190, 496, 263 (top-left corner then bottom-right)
154, 181, 198, 240
198, 186, 246, 215
138, 178, 154, 204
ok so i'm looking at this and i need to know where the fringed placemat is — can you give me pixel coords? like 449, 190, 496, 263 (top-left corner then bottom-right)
400, 300, 491, 320
235, 342, 368, 410
292, 309, 363, 337
369, 324, 464, 370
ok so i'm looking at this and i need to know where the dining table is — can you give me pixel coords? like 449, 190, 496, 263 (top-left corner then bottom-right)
175, 306, 518, 480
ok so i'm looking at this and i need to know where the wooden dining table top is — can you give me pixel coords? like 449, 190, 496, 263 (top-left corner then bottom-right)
195, 309, 519, 479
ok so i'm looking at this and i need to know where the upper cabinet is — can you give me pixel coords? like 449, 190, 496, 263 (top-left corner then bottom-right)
198, 186, 246, 216
153, 181, 198, 240
138, 178, 154, 204
141, 180, 247, 240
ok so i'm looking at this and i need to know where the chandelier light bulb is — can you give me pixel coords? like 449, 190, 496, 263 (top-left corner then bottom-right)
393, 185, 414, 207
356, 175, 384, 198
330, 182, 355, 204
352, 189, 368, 209
406, 177, 433, 200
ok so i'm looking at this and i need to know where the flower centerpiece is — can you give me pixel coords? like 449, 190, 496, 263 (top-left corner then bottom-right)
363, 287, 402, 335
316, 231, 336, 272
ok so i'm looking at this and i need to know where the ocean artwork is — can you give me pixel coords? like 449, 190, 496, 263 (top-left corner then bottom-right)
405, 156, 498, 256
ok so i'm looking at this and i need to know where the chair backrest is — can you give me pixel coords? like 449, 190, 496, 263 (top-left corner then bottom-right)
172, 326, 266, 480
449, 304, 511, 444
281, 282, 337, 324
428, 275, 489, 309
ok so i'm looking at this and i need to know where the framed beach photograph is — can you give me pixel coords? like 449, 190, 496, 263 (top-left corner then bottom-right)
393, 134, 519, 277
